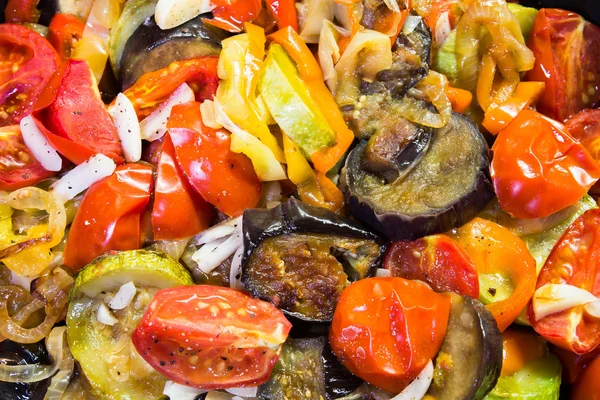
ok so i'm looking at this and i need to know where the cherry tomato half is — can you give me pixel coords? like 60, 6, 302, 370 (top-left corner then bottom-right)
491, 109, 600, 219
571, 355, 600, 400
64, 164, 154, 270
132, 285, 292, 389
449, 218, 537, 332
0, 24, 59, 127
329, 277, 450, 394
565, 108, 600, 194
384, 234, 480, 298
528, 209, 600, 354
168, 102, 262, 217
48, 13, 85, 60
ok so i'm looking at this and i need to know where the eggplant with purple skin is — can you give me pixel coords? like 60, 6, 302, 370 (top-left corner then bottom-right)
242, 199, 385, 323
259, 337, 362, 400
119, 13, 227, 89
341, 112, 493, 241
0, 340, 50, 400
427, 293, 503, 400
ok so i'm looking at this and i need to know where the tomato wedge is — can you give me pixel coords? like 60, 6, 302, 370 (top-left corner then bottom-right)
0, 125, 55, 190
132, 285, 292, 389
526, 8, 600, 121
64, 164, 154, 271
449, 218, 537, 332
528, 209, 600, 354
329, 277, 450, 394
491, 109, 600, 219
152, 133, 215, 240
0, 24, 59, 127
168, 102, 261, 217
35, 59, 124, 164
384, 234, 479, 298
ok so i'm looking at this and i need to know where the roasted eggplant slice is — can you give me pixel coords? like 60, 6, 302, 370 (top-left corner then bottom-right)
120, 14, 227, 89
259, 337, 361, 400
427, 294, 503, 400
342, 112, 493, 241
0, 340, 50, 400
242, 199, 385, 322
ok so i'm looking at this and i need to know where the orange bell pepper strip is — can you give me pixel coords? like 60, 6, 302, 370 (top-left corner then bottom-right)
445, 86, 472, 113
482, 81, 545, 134
266, 0, 298, 31
448, 218, 537, 332
269, 27, 354, 174
283, 134, 344, 213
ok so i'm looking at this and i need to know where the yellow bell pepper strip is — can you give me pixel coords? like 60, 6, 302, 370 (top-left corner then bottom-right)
216, 23, 285, 163
283, 134, 344, 213
269, 27, 354, 174
445, 86, 473, 114
482, 81, 545, 134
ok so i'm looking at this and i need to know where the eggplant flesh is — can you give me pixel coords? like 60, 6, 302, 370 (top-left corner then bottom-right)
342, 112, 493, 241
427, 294, 503, 400
242, 199, 385, 322
0, 340, 50, 400
259, 337, 361, 400
120, 14, 227, 89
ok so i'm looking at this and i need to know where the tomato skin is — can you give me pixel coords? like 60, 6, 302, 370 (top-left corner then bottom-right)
132, 285, 292, 389
5, 0, 40, 23
491, 109, 600, 219
64, 164, 154, 271
384, 234, 479, 298
449, 218, 537, 332
152, 133, 215, 240
526, 8, 600, 121
48, 13, 85, 60
0, 125, 55, 190
571, 356, 600, 400
120, 57, 219, 119
205, 0, 262, 32
329, 277, 450, 393
37, 59, 123, 164
551, 344, 600, 383
0, 24, 59, 127
528, 209, 600, 354
565, 108, 600, 194
168, 102, 261, 217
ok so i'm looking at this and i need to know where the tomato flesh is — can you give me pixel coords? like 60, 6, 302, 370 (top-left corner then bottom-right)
64, 164, 154, 270
384, 234, 479, 298
329, 277, 450, 394
132, 285, 292, 389
565, 108, 600, 194
491, 109, 600, 219
528, 209, 600, 354
0, 24, 59, 127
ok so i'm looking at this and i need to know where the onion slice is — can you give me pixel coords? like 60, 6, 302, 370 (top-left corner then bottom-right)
109, 93, 142, 163
384, 0, 401, 13
194, 216, 242, 245
108, 281, 137, 310
390, 360, 434, 400
229, 245, 245, 291
51, 154, 116, 202
192, 228, 243, 274
163, 381, 209, 400
140, 83, 195, 142
155, 0, 216, 30
19, 115, 62, 172
44, 325, 75, 400
532, 283, 598, 321
225, 386, 258, 397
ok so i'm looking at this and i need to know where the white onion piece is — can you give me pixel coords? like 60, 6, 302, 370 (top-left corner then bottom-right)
390, 360, 433, 400
319, 21, 348, 91
192, 225, 242, 274
384, 0, 401, 13
229, 245, 245, 291
299, 0, 335, 44
50, 154, 116, 202
108, 281, 137, 310
403, 16, 423, 35
194, 216, 242, 245
205, 391, 236, 400
10, 270, 34, 292
200, 100, 223, 129
155, 0, 215, 30
259, 181, 283, 208
163, 381, 209, 400
109, 93, 142, 163
140, 83, 195, 142
19, 115, 62, 172
375, 268, 391, 277
0, 326, 65, 383
435, 12, 451, 48
225, 386, 259, 397
333, 2, 352, 31
586, 299, 600, 318
533, 283, 598, 321
97, 302, 119, 325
